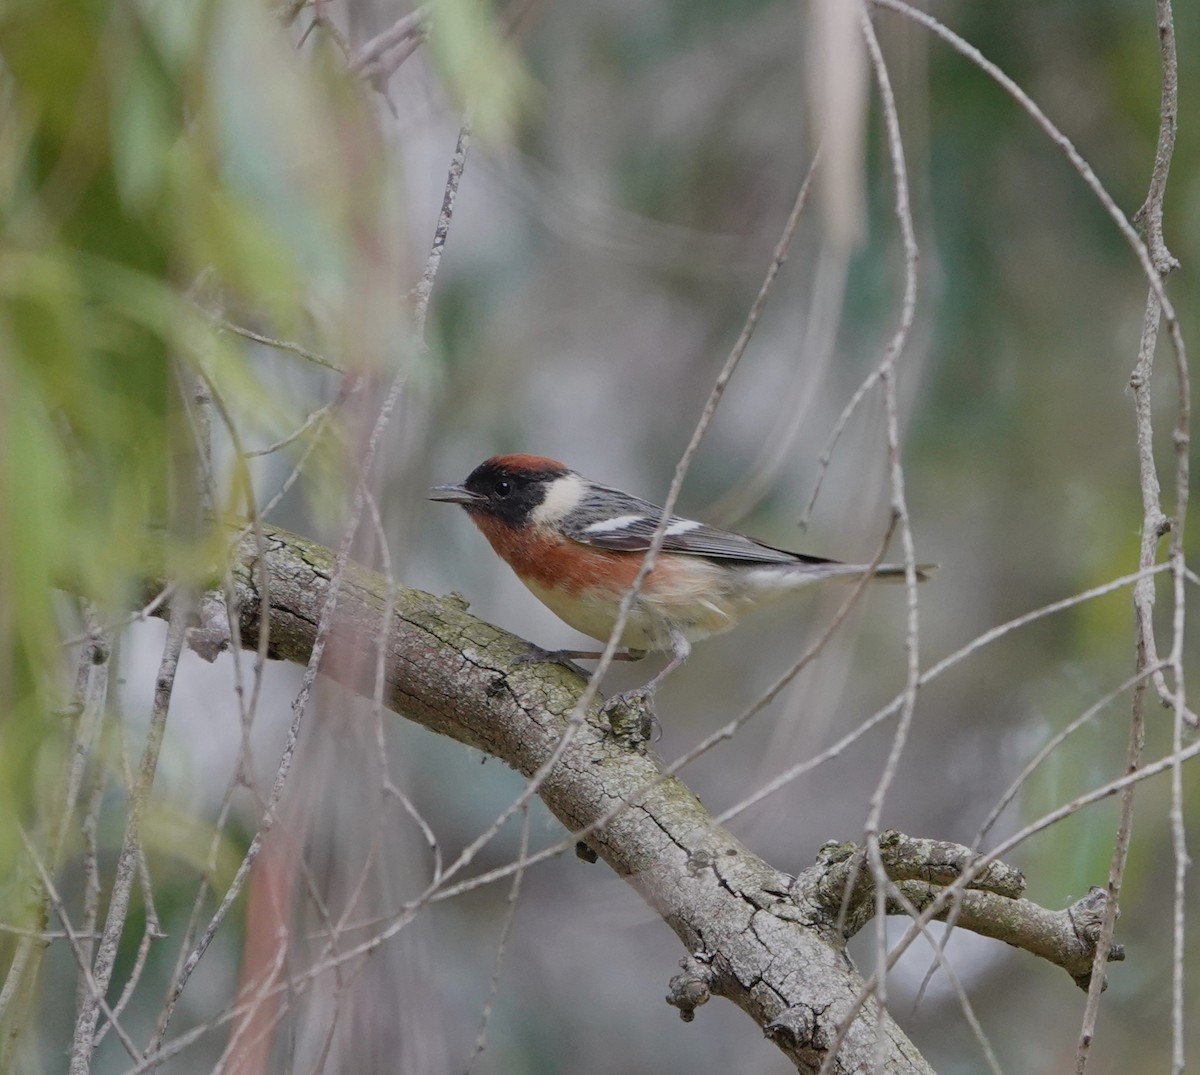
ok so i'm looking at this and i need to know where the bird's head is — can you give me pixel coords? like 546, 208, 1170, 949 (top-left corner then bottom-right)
430, 454, 584, 529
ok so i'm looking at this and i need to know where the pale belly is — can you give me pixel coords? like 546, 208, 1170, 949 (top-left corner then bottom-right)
520, 573, 746, 652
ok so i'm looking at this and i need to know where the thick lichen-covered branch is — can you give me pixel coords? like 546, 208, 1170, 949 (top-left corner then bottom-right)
154, 524, 1120, 1073
798, 832, 1123, 990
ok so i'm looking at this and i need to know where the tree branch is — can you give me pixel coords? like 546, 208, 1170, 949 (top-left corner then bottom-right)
153, 524, 1119, 1073
799, 832, 1123, 991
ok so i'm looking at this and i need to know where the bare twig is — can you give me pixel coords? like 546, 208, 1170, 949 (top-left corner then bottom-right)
18, 828, 142, 1062
245, 399, 337, 458
465, 804, 532, 1073
849, 14, 925, 1073
350, 5, 430, 90
68, 602, 187, 1072
215, 316, 344, 373
975, 665, 1167, 848
1076, 0, 1186, 1066
0, 615, 109, 1060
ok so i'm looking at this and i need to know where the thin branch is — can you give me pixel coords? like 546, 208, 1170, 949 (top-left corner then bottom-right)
465, 804, 532, 1073
560, 154, 820, 720
350, 5, 430, 90
719, 564, 1169, 826
215, 316, 344, 373
413, 123, 471, 341
854, 14, 924, 1071
18, 827, 143, 1063
245, 399, 337, 458
0, 608, 109, 1053
975, 663, 1168, 846
69, 601, 188, 1074
1078, 0, 1187, 1064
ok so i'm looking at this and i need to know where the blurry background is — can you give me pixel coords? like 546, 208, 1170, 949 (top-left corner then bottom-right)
1, 0, 1197, 1072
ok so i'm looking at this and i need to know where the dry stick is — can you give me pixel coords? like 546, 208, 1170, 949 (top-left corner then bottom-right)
78, 749, 108, 1017
147, 369, 278, 1058
57, 587, 175, 650
17, 827, 142, 1062
465, 804, 533, 1074
1074, 298, 1161, 1073
258, 377, 359, 520
1078, 0, 1186, 1066
349, 4, 429, 87
852, 14, 926, 1075
69, 602, 188, 1073
245, 399, 338, 458
0, 616, 108, 1061
697, 152, 850, 529
1137, 3, 1194, 1070
95, 716, 169, 1047
216, 316, 345, 373
1132, 0, 1180, 277
0, 925, 82, 940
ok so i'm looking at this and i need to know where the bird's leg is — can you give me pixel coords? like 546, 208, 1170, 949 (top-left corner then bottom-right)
601, 630, 691, 743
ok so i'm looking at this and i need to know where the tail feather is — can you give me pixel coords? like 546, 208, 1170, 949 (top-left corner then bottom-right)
858, 562, 937, 583
816, 562, 938, 583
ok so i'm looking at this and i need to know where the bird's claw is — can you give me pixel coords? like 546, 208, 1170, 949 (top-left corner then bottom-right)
600, 688, 659, 746
508, 644, 591, 679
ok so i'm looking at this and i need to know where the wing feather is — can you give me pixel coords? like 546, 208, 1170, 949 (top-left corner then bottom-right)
563, 485, 838, 567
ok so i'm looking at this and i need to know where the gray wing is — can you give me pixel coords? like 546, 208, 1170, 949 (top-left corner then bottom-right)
563, 484, 838, 567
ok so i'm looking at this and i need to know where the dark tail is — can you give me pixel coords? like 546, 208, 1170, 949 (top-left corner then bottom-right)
870, 562, 938, 583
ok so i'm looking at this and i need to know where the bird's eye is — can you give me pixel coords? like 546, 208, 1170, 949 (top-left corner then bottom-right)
494, 479, 511, 498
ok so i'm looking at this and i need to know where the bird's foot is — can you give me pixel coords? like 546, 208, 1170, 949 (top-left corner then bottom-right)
600, 687, 659, 746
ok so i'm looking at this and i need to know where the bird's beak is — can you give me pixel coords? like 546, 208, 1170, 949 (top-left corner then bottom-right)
429, 482, 483, 505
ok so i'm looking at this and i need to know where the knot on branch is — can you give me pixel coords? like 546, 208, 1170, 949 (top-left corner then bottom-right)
803, 830, 1025, 938
763, 1005, 816, 1050
186, 592, 232, 663
665, 953, 713, 1023
792, 830, 1124, 991
1066, 886, 1125, 991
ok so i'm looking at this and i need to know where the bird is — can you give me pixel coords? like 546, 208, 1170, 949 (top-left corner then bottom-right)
430, 453, 934, 721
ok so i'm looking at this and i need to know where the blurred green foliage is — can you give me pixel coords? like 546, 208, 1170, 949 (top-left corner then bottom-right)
0, 0, 391, 1058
